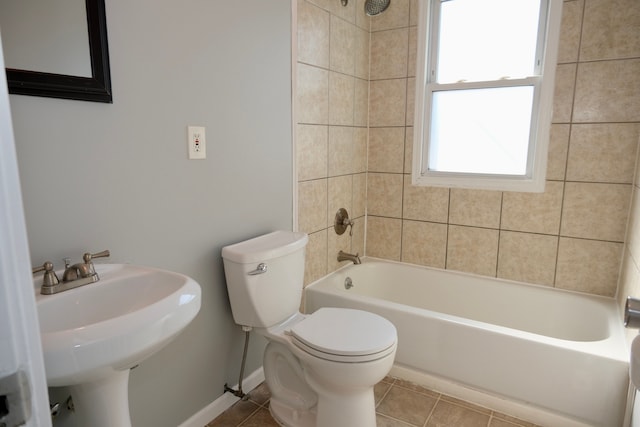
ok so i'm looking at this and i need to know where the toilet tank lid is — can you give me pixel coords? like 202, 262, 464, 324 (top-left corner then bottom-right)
222, 231, 308, 264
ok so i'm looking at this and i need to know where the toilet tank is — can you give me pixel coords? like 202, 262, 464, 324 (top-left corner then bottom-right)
221, 231, 308, 328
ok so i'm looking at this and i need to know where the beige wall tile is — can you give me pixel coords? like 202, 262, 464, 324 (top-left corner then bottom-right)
328, 225, 352, 272
556, 237, 622, 296
409, 0, 418, 26
404, 127, 413, 174
297, 63, 328, 124
401, 220, 447, 268
561, 182, 632, 241
580, 0, 640, 61
370, 0, 410, 31
353, 127, 368, 173
329, 72, 355, 125
352, 173, 367, 217
298, 179, 327, 233
626, 188, 640, 257
366, 216, 402, 260
318, 0, 356, 23
566, 124, 640, 183
370, 79, 407, 126
351, 216, 365, 257
327, 126, 353, 176
330, 16, 356, 75
497, 231, 558, 286
370, 28, 409, 80
546, 124, 570, 181
369, 127, 405, 173
298, 0, 330, 68
354, 78, 369, 126
328, 175, 353, 226
449, 189, 502, 229
501, 181, 563, 235
552, 63, 576, 123
573, 59, 640, 123
557, 0, 583, 63
354, 0, 370, 29
446, 225, 499, 277
407, 26, 417, 78
403, 175, 449, 223
304, 229, 328, 286
617, 250, 640, 322
367, 172, 404, 217
406, 77, 415, 126
354, 26, 370, 80
297, 124, 328, 181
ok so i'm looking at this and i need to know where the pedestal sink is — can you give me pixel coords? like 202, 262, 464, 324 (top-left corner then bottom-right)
35, 264, 202, 427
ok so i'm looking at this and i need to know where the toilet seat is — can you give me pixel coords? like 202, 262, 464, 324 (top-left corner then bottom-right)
288, 307, 397, 363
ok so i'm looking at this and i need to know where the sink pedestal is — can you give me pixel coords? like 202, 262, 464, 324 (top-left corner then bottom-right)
68, 370, 132, 427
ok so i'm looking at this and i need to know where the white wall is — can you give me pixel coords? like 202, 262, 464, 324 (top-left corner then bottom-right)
6, 1, 292, 426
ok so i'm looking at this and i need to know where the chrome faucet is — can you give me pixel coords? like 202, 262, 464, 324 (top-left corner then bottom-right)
337, 250, 361, 265
34, 250, 110, 295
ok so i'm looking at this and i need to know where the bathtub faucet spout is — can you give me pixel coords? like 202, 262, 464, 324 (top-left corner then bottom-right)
337, 250, 361, 265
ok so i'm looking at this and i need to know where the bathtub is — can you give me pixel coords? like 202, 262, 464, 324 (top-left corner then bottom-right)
304, 258, 630, 427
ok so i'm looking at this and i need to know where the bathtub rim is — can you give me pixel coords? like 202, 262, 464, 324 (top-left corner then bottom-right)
305, 256, 628, 362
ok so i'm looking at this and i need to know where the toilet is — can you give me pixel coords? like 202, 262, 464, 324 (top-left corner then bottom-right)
222, 231, 397, 427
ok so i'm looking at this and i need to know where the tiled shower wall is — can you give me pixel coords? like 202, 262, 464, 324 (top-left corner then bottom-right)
298, 0, 640, 298
296, 0, 371, 285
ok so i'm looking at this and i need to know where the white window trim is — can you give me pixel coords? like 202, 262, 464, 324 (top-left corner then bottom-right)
412, 0, 563, 193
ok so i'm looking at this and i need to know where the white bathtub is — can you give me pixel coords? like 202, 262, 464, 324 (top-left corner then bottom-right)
304, 258, 630, 427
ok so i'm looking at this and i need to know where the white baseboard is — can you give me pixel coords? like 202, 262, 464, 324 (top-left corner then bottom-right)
177, 367, 265, 427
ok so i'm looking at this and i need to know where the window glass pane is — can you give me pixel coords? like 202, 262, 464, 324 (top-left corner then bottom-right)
428, 86, 534, 175
437, 0, 541, 83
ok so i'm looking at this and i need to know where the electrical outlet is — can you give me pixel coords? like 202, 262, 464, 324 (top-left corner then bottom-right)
187, 126, 206, 159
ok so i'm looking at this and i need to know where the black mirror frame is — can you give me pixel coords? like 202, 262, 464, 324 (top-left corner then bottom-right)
5, 0, 112, 103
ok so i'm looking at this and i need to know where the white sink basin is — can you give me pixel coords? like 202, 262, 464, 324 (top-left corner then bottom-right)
35, 263, 201, 426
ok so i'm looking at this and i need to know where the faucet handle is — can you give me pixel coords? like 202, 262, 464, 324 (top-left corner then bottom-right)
32, 261, 60, 287
82, 250, 110, 263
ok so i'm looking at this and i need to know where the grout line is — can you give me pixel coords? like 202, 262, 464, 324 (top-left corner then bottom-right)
422, 394, 442, 427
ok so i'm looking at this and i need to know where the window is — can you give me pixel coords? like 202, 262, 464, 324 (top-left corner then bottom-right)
412, 0, 563, 192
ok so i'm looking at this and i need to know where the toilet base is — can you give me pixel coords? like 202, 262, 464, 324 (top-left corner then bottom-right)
269, 398, 316, 427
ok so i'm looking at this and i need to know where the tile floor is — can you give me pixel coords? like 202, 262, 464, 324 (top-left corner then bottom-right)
206, 376, 543, 427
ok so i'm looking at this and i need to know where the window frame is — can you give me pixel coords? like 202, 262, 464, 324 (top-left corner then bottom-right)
412, 0, 563, 192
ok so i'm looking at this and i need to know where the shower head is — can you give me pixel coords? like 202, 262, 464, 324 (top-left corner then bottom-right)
365, 0, 391, 16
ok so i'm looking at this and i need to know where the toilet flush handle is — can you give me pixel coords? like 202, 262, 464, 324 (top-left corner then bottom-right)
248, 263, 267, 275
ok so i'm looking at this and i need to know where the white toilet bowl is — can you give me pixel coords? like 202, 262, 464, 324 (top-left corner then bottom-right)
257, 308, 397, 427
221, 231, 397, 427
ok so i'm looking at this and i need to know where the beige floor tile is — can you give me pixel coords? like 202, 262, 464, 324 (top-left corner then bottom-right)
426, 400, 490, 427
206, 399, 260, 426
240, 407, 280, 427
377, 413, 418, 426
377, 385, 438, 426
